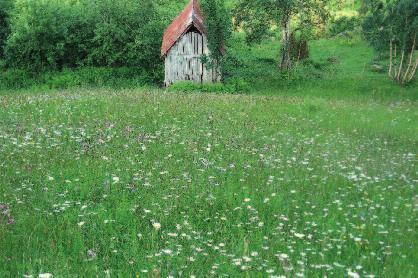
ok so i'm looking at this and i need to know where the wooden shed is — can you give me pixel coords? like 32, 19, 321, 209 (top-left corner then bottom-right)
161, 0, 221, 86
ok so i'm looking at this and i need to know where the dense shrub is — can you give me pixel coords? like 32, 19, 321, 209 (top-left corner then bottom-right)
4, 0, 164, 74
87, 0, 163, 70
290, 32, 310, 61
201, 0, 233, 78
219, 52, 247, 82
328, 16, 360, 37
0, 69, 38, 89
0, 0, 12, 58
5, 0, 94, 70
279, 58, 336, 82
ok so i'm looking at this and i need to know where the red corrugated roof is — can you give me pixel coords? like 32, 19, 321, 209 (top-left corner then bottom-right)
161, 0, 206, 57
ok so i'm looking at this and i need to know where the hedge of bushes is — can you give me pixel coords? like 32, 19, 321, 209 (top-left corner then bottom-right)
1, 0, 163, 72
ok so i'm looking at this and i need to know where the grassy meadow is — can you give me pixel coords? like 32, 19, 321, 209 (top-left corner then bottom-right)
1, 35, 418, 277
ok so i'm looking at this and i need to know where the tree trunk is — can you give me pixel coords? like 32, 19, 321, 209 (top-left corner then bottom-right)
280, 17, 292, 70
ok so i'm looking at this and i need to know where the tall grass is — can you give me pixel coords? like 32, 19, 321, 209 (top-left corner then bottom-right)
0, 88, 416, 277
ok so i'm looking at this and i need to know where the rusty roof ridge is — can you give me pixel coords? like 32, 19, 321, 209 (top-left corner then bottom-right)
191, 0, 196, 19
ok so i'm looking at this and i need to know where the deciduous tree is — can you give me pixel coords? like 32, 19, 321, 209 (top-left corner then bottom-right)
362, 0, 417, 84
234, 0, 331, 70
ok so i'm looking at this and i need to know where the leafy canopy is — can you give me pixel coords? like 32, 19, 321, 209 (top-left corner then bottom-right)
362, 0, 418, 52
234, 0, 331, 44
87, 0, 162, 69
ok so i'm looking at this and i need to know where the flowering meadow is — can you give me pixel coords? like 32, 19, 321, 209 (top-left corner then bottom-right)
0, 88, 417, 277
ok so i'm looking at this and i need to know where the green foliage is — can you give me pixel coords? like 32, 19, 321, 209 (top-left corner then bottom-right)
0, 68, 36, 89
5, 0, 94, 70
88, 0, 163, 70
0, 0, 415, 90
4, 0, 164, 74
201, 0, 232, 60
215, 31, 417, 98
234, 0, 279, 44
362, 0, 418, 52
328, 0, 365, 12
361, 0, 417, 85
289, 32, 310, 61
288, 58, 336, 80
221, 33, 313, 86
328, 16, 360, 37
234, 0, 331, 44
155, 0, 189, 24
234, 0, 332, 69
200, 0, 232, 79
0, 0, 12, 58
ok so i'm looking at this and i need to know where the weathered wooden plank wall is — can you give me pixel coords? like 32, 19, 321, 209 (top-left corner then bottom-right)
164, 30, 220, 86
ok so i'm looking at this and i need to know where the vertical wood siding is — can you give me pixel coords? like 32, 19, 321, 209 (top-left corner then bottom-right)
164, 30, 220, 86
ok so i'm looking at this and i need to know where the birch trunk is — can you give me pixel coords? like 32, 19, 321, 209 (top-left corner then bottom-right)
280, 17, 292, 70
